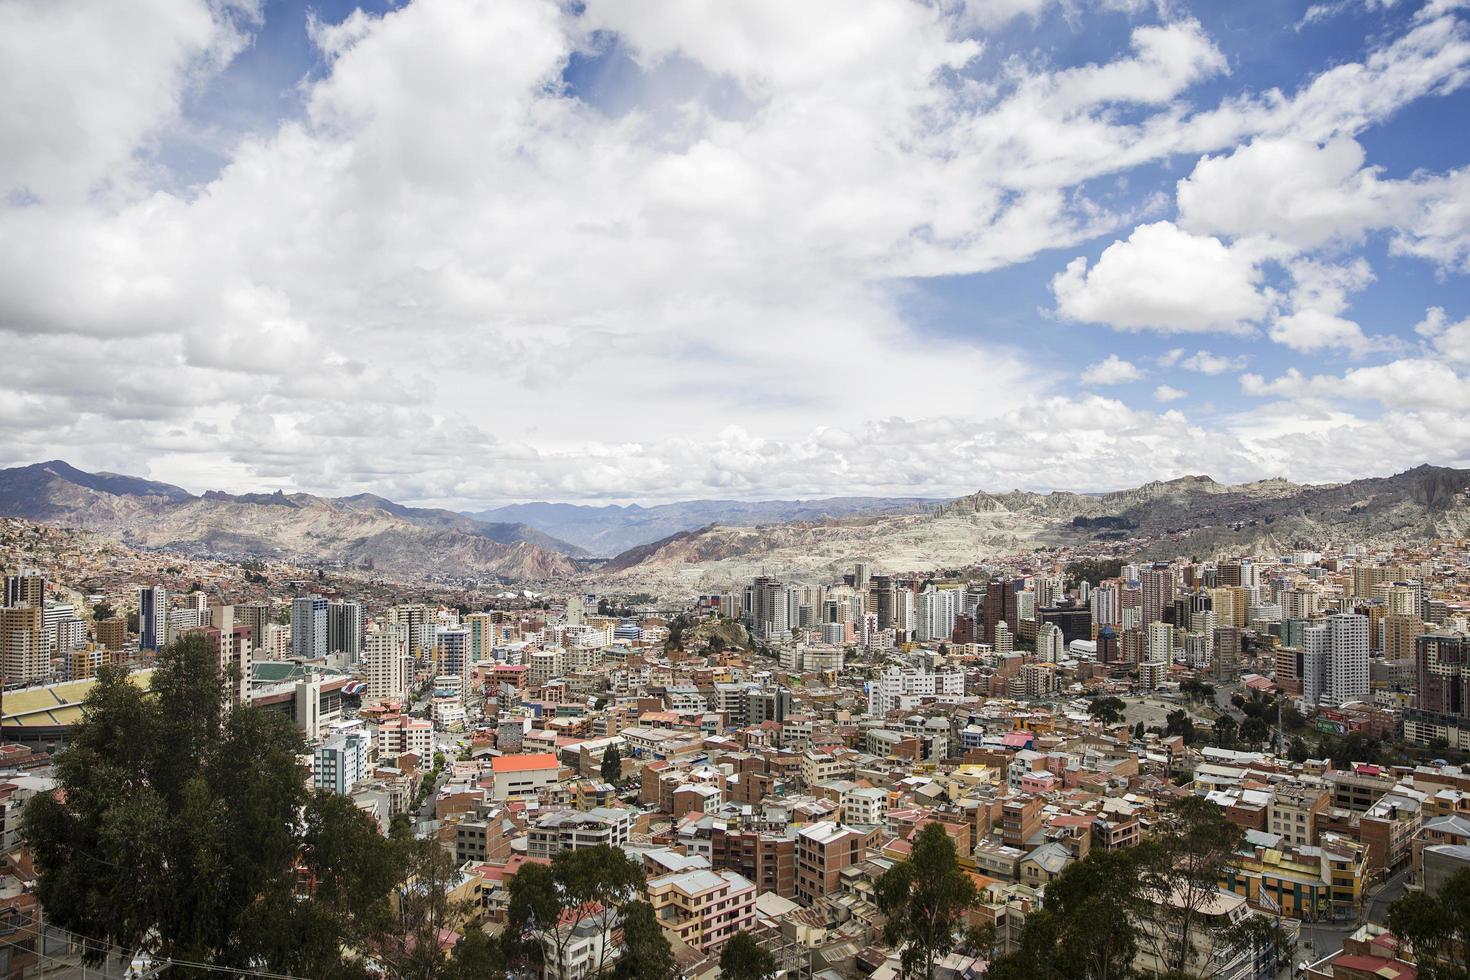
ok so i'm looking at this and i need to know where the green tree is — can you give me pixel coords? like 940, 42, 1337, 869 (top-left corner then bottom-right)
1213, 714, 1239, 748
21, 634, 395, 977
1165, 708, 1196, 744
557, 844, 647, 978
1089, 696, 1126, 727
875, 822, 978, 979
615, 901, 676, 980
505, 862, 561, 973
1133, 721, 1147, 741
1136, 796, 1245, 976
1287, 736, 1311, 763
378, 833, 482, 980
507, 845, 645, 979
1387, 868, 1470, 980
720, 930, 776, 980
601, 744, 623, 784
440, 925, 509, 980
1240, 716, 1270, 746
988, 847, 1148, 980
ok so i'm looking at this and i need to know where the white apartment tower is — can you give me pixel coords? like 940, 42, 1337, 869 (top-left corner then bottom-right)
1302, 613, 1369, 708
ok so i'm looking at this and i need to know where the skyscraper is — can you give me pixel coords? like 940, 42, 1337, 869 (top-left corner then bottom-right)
327, 600, 364, 659
3, 573, 44, 608
291, 595, 329, 660
235, 602, 272, 650
364, 623, 411, 702
1302, 613, 1369, 707
983, 578, 1018, 648
138, 585, 166, 652
1140, 565, 1173, 627
0, 605, 46, 685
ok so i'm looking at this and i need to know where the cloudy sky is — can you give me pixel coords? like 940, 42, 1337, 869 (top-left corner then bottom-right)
3, 0, 1470, 507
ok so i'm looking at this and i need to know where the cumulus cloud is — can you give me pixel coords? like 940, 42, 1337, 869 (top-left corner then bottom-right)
1, 0, 1470, 504
1080, 354, 1145, 384
1177, 136, 1470, 266
1154, 384, 1188, 402
1052, 222, 1276, 334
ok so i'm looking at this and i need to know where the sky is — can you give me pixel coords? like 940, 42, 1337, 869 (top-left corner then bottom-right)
3, 0, 1470, 508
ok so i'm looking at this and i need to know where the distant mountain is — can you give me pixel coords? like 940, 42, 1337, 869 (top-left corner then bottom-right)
597, 465, 1470, 590
465, 496, 940, 556
0, 461, 585, 581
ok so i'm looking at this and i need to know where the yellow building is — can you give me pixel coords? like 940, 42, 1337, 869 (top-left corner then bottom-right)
1220, 833, 1368, 920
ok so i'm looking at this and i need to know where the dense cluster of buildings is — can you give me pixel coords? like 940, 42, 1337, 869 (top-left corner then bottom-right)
5, 524, 1470, 978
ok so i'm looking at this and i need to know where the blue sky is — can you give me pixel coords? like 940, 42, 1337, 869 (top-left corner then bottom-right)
2, 0, 1470, 506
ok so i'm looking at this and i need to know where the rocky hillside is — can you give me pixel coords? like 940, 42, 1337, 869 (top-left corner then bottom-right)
597, 466, 1470, 590
0, 461, 583, 581
466, 495, 938, 556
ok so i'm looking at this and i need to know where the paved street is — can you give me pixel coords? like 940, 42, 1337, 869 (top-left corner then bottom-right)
1298, 866, 1410, 963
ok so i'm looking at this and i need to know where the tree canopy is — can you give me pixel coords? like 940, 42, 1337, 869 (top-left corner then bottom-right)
875, 822, 978, 979
720, 930, 777, 980
22, 633, 398, 977
1388, 868, 1470, 980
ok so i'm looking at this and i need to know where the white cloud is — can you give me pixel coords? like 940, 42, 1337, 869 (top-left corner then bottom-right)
1414, 305, 1470, 363
1154, 384, 1188, 402
1180, 350, 1247, 374
1177, 136, 1470, 268
1267, 310, 1374, 353
0, 0, 257, 204
1080, 354, 1145, 384
1052, 221, 1275, 334
1, 0, 1469, 503
1241, 359, 1470, 411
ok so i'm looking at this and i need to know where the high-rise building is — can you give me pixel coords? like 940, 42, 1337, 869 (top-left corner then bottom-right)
189, 615, 253, 707
1140, 565, 1173, 628
1091, 582, 1120, 628
1303, 613, 1370, 708
327, 600, 364, 659
234, 602, 271, 650
1036, 622, 1064, 663
1147, 621, 1173, 664
915, 588, 957, 642
984, 578, 1018, 648
871, 575, 894, 630
1415, 633, 1467, 720
291, 595, 329, 660
437, 626, 471, 688
388, 603, 431, 658
137, 585, 166, 652
465, 612, 496, 661
3, 573, 44, 608
0, 605, 46, 685
364, 624, 411, 702
94, 617, 127, 651
747, 577, 789, 640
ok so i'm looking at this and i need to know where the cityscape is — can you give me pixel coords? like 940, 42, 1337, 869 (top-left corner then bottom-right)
4, 1, 1470, 980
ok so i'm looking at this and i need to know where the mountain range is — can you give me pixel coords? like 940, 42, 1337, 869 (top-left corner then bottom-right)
0, 461, 584, 581
5, 460, 1469, 591
594, 465, 1470, 590
465, 496, 939, 556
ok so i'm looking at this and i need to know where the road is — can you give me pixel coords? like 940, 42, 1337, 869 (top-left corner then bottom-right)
1298, 866, 1410, 963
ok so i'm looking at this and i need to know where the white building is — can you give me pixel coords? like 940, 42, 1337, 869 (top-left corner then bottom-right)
291, 595, 328, 660
314, 726, 369, 794
866, 666, 964, 717
1303, 613, 1370, 708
